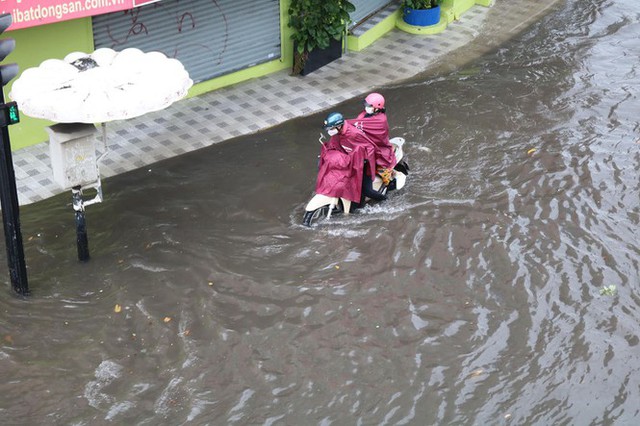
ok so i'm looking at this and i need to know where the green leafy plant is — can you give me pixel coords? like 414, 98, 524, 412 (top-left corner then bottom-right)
402, 0, 443, 9
288, 0, 355, 74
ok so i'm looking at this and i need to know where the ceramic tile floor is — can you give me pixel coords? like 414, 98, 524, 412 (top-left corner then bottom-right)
10, 0, 549, 206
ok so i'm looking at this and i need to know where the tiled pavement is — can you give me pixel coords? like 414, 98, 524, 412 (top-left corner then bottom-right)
11, 0, 556, 206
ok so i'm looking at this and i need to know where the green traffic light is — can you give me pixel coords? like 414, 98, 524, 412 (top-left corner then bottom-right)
8, 102, 18, 124
0, 101, 19, 126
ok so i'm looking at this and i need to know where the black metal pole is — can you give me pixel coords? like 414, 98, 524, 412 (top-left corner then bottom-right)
0, 90, 28, 295
72, 186, 90, 262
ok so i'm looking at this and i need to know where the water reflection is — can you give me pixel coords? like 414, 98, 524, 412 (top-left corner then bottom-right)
1, 0, 639, 423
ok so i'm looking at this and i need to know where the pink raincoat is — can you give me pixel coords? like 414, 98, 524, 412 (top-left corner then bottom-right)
347, 112, 396, 169
314, 125, 377, 202
315, 140, 365, 202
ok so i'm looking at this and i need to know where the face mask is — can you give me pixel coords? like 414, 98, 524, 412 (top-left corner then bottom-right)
365, 106, 375, 115
327, 128, 339, 136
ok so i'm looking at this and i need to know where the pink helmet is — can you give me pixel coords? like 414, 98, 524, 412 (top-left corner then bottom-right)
365, 92, 385, 109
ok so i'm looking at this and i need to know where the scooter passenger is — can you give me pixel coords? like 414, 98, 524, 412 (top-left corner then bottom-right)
347, 92, 396, 186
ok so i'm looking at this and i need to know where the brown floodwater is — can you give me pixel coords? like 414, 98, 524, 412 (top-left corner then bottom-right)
1, 0, 639, 424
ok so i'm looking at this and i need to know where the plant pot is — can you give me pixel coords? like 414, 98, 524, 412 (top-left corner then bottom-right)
293, 38, 343, 76
403, 6, 441, 26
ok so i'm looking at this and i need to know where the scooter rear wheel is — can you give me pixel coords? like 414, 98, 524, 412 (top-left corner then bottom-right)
394, 160, 410, 175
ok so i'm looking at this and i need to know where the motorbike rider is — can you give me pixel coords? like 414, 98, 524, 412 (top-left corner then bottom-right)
317, 112, 386, 204
347, 92, 396, 186
313, 112, 368, 204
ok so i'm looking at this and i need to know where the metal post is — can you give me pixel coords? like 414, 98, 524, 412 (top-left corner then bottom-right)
72, 186, 90, 262
0, 95, 28, 295
344, 21, 349, 55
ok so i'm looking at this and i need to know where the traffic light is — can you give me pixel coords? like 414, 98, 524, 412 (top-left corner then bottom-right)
0, 101, 19, 126
0, 13, 18, 88
0, 13, 19, 128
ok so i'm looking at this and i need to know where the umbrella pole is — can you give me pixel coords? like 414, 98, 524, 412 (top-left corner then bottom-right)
72, 186, 90, 262
97, 122, 108, 163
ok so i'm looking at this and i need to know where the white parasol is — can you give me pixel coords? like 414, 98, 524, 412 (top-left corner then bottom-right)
9, 47, 193, 123
9, 48, 193, 261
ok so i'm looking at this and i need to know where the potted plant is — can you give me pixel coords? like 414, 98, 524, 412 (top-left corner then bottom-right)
288, 0, 355, 75
401, 0, 443, 27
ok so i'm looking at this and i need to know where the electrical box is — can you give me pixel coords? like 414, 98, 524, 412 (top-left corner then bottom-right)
47, 123, 99, 190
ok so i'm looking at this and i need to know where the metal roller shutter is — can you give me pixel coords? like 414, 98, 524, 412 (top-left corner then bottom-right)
349, 0, 396, 28
92, 0, 281, 83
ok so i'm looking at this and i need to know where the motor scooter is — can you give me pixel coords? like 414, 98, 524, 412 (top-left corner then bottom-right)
302, 137, 409, 226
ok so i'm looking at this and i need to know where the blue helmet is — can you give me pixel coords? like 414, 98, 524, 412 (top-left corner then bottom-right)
323, 112, 344, 129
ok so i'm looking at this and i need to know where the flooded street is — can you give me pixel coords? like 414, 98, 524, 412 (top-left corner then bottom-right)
2, 0, 639, 423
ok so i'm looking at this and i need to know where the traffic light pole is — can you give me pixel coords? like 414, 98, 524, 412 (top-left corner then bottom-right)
0, 89, 28, 295
0, 13, 29, 295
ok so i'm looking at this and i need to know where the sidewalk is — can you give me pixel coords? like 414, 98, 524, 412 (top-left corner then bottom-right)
11, 0, 554, 206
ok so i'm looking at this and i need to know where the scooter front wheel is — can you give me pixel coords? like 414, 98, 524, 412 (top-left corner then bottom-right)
302, 205, 331, 227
